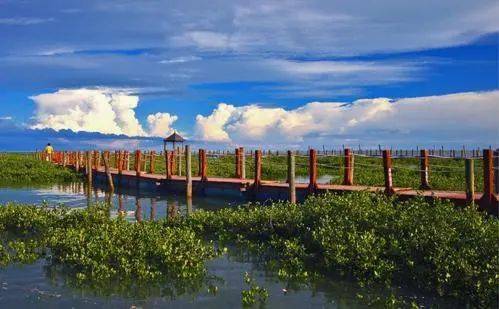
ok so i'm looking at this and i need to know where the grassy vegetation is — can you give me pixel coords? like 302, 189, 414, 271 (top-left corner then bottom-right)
0, 192, 497, 305
133, 152, 484, 191
0, 151, 481, 191
0, 203, 219, 297
0, 153, 81, 185
177, 192, 498, 306
0, 152, 495, 305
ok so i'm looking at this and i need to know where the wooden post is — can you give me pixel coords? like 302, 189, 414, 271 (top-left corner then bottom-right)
177, 147, 182, 177
383, 150, 395, 195
170, 148, 177, 175
102, 151, 114, 192
95, 151, 101, 170
480, 149, 498, 215
465, 159, 474, 204
240, 147, 246, 179
198, 150, 202, 177
121, 151, 126, 171
494, 149, 499, 195
135, 150, 142, 177
105, 150, 111, 165
119, 151, 124, 171
85, 151, 92, 185
149, 150, 156, 174
79, 151, 83, 171
117, 151, 123, 175
135, 197, 142, 223
142, 151, 147, 173
185, 145, 192, 198
81, 151, 85, 170
150, 198, 157, 221
419, 149, 431, 190
235, 147, 241, 178
112, 150, 117, 168
254, 150, 262, 193
200, 149, 207, 181
288, 150, 296, 203
308, 149, 318, 192
343, 148, 353, 185
165, 150, 172, 179
124, 151, 129, 171
75, 151, 80, 171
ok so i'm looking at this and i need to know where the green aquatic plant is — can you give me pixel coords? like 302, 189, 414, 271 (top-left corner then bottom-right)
241, 272, 269, 306
177, 192, 498, 306
0, 202, 219, 296
0, 153, 81, 185
0, 191, 497, 305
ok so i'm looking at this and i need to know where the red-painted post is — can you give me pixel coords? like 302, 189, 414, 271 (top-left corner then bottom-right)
308, 149, 318, 193
171, 149, 177, 175
254, 150, 262, 192
95, 151, 101, 170
118, 151, 123, 175
124, 151, 130, 171
92, 151, 97, 170
200, 149, 208, 181
198, 150, 202, 177
480, 149, 498, 215
383, 150, 395, 195
74, 152, 80, 171
141, 151, 147, 173
170, 151, 176, 176
113, 151, 118, 168
165, 150, 172, 180
104, 150, 110, 164
343, 148, 353, 185
135, 150, 142, 177
239, 147, 245, 179
288, 150, 296, 203
235, 148, 241, 178
494, 149, 499, 195
149, 150, 156, 174
419, 149, 431, 190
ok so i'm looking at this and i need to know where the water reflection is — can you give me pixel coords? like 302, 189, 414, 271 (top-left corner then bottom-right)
150, 197, 157, 221
294, 174, 339, 184
0, 182, 463, 307
135, 197, 142, 222
0, 182, 242, 221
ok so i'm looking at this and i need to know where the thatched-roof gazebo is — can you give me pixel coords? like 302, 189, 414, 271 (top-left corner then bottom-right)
163, 131, 185, 151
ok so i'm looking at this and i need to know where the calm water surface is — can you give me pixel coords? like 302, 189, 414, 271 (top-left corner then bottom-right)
0, 183, 457, 308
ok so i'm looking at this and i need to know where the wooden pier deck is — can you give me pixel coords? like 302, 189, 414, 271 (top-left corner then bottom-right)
89, 166, 488, 206
47, 147, 498, 215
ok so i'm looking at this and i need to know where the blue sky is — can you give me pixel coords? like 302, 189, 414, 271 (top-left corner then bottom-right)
0, 0, 498, 150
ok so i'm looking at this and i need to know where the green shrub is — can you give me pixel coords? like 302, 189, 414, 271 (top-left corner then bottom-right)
0, 153, 81, 184
180, 192, 498, 305
0, 203, 218, 294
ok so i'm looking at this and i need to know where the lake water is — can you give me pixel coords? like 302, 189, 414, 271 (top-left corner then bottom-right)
0, 183, 459, 308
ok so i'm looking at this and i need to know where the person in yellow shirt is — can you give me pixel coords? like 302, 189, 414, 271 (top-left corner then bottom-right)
44, 143, 54, 161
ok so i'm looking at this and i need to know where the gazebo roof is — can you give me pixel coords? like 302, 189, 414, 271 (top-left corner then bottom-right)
163, 131, 185, 143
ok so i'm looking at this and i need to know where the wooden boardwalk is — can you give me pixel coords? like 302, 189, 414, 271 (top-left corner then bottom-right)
90, 166, 488, 206
47, 147, 498, 215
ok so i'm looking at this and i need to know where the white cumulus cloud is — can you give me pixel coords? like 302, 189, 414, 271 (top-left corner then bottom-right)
194, 90, 499, 146
147, 112, 178, 137
30, 88, 179, 137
